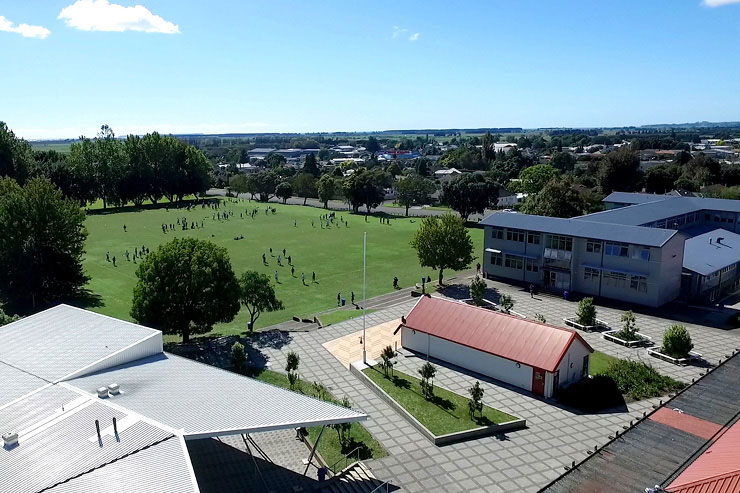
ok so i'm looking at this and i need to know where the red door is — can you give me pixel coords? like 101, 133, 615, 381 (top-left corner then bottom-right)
532, 368, 545, 396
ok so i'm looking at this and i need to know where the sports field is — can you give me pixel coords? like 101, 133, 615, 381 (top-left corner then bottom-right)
83, 198, 482, 338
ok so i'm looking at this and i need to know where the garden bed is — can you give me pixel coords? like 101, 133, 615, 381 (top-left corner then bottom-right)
602, 330, 652, 348
647, 347, 703, 366
563, 317, 610, 332
353, 362, 524, 446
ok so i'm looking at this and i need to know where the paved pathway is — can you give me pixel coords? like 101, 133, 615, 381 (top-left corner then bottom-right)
244, 276, 740, 492
323, 318, 402, 369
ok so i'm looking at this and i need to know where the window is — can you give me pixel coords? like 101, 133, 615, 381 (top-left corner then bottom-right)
586, 240, 602, 254
490, 252, 502, 266
604, 242, 629, 257
631, 247, 650, 261
491, 227, 503, 240
505, 255, 523, 270
506, 229, 525, 242
545, 235, 573, 251
526, 258, 539, 272
527, 232, 541, 245
584, 267, 600, 281
604, 271, 627, 287
630, 275, 648, 293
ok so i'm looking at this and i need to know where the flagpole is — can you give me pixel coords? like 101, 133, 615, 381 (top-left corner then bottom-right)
362, 231, 367, 365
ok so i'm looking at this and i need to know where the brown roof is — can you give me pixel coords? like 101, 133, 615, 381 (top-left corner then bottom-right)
396, 296, 592, 372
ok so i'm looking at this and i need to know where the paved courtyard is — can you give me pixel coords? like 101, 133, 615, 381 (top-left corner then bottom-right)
249, 278, 740, 492
323, 318, 402, 369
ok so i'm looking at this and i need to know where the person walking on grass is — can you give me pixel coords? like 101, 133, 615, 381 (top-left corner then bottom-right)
312, 271, 316, 283
275, 271, 279, 283
262, 253, 266, 264
291, 266, 295, 277
302, 272, 306, 285
351, 291, 355, 305
337, 292, 341, 306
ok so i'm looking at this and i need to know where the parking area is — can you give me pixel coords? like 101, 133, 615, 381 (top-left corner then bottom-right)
251, 278, 740, 492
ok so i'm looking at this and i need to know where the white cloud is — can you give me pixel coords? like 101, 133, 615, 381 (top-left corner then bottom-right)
58, 0, 179, 33
409, 33, 420, 41
392, 25, 407, 38
0, 15, 50, 39
702, 0, 740, 6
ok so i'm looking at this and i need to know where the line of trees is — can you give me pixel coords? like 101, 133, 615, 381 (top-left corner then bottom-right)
1, 122, 211, 208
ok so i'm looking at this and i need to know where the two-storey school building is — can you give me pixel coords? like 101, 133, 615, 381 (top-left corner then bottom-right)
480, 192, 740, 307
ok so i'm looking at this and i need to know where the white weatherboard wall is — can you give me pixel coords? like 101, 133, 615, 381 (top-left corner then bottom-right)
59, 332, 163, 382
554, 339, 591, 389
401, 327, 533, 391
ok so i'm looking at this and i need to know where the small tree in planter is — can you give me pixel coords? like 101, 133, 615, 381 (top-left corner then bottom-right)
231, 341, 248, 374
380, 345, 396, 377
615, 311, 639, 341
470, 275, 487, 306
330, 396, 353, 448
499, 294, 514, 314
286, 351, 300, 390
468, 381, 484, 420
661, 325, 694, 359
418, 362, 437, 400
576, 297, 597, 326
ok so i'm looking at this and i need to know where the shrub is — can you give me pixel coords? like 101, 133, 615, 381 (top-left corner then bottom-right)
470, 276, 486, 306
576, 297, 597, 326
661, 325, 694, 359
614, 311, 639, 341
534, 313, 546, 323
230, 341, 248, 374
286, 351, 300, 390
557, 375, 625, 412
468, 381, 484, 419
602, 359, 685, 401
418, 362, 437, 400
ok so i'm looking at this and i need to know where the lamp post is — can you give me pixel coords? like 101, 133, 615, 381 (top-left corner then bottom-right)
362, 231, 367, 365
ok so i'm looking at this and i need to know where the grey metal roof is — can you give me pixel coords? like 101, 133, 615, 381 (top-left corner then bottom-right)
68, 352, 367, 439
603, 191, 671, 205
682, 229, 740, 276
0, 400, 173, 493
543, 352, 740, 493
46, 436, 197, 493
480, 212, 678, 247
0, 361, 48, 408
0, 384, 78, 433
0, 304, 159, 382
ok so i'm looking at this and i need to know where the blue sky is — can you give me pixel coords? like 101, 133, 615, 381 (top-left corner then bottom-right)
1, 0, 739, 139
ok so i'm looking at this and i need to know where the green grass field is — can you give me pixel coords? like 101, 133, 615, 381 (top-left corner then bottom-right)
590, 350, 618, 375
363, 365, 517, 435
82, 198, 482, 338
30, 142, 73, 153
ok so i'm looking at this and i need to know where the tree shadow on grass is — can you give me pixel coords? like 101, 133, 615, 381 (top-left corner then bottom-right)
341, 437, 373, 460
388, 374, 411, 390
428, 393, 456, 412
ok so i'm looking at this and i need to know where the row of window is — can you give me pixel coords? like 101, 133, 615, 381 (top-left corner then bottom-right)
650, 211, 736, 229
492, 227, 541, 245
491, 252, 538, 272
595, 270, 647, 292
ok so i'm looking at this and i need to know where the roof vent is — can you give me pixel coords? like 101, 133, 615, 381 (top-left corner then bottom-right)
3, 432, 18, 447
107, 383, 120, 396
717, 237, 725, 245
97, 387, 109, 399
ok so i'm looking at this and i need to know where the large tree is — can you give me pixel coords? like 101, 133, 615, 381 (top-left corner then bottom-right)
521, 176, 586, 218
275, 180, 293, 204
396, 174, 436, 216
514, 164, 560, 194
302, 153, 320, 177
238, 271, 284, 331
292, 173, 316, 205
317, 174, 336, 208
596, 147, 642, 193
253, 170, 279, 202
0, 177, 87, 309
442, 173, 495, 221
131, 238, 240, 343
410, 213, 474, 285
0, 122, 33, 184
342, 169, 388, 213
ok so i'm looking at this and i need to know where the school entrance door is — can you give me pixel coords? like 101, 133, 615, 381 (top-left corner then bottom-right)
532, 368, 545, 396
544, 270, 570, 292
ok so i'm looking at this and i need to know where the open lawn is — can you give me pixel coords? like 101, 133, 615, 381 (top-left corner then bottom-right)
82, 198, 482, 338
246, 368, 387, 469
590, 350, 618, 375
363, 365, 517, 436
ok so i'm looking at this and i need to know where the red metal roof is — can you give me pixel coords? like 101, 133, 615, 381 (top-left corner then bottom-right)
398, 296, 592, 372
667, 420, 740, 493
649, 407, 724, 440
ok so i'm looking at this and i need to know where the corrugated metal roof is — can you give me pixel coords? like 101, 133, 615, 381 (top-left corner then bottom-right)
480, 212, 678, 247
399, 296, 592, 372
603, 192, 740, 213
0, 361, 48, 408
603, 191, 672, 205
68, 352, 367, 438
0, 400, 172, 493
46, 436, 198, 493
0, 384, 79, 433
591, 194, 740, 227
667, 420, 740, 493
683, 229, 740, 276
0, 304, 159, 382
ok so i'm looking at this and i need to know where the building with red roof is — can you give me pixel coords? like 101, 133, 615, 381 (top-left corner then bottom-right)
395, 295, 593, 398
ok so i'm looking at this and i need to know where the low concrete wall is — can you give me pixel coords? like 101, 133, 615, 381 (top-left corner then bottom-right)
350, 361, 526, 446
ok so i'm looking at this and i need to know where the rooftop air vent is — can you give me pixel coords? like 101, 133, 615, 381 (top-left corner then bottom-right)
3, 432, 18, 447
107, 383, 120, 396
97, 387, 109, 398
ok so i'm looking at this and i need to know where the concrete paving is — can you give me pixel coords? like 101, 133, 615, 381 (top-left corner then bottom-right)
246, 277, 740, 492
